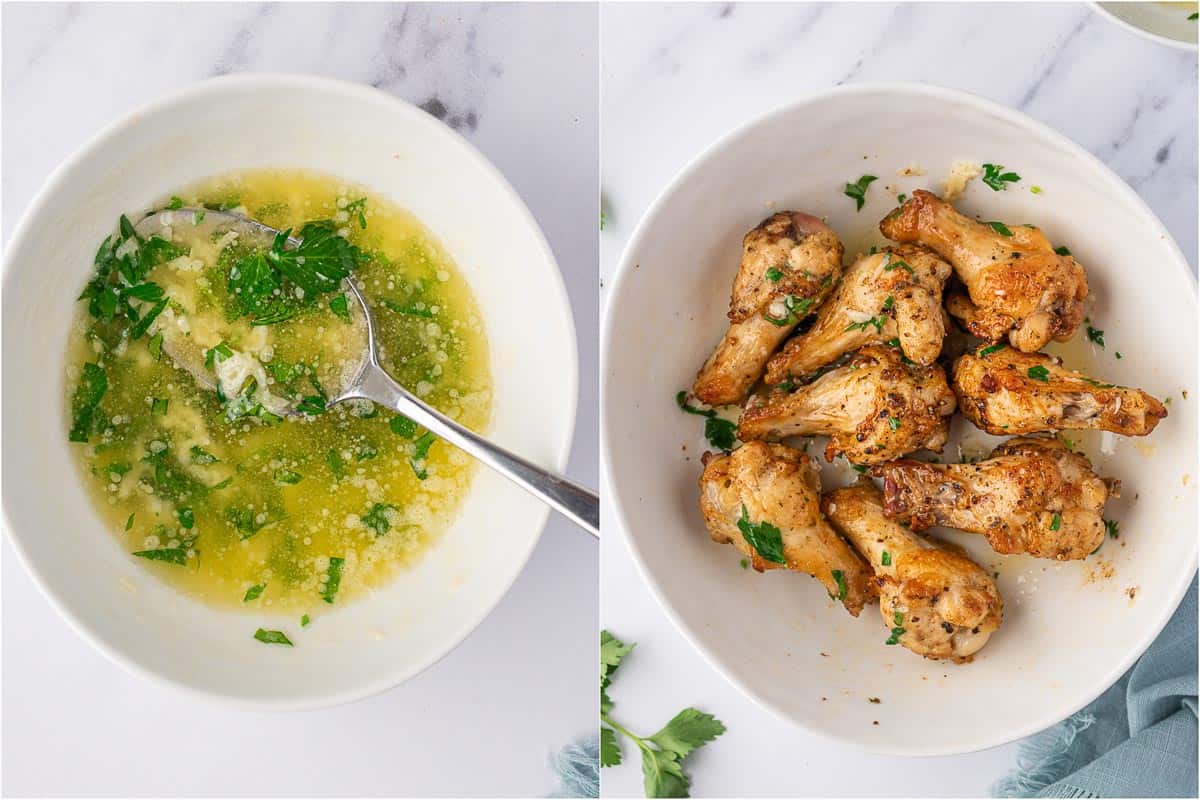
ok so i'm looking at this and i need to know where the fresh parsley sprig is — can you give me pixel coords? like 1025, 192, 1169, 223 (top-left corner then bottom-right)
600, 631, 726, 798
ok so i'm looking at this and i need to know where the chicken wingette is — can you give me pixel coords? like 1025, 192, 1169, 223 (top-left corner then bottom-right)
699, 441, 872, 614
880, 190, 1087, 352
764, 244, 951, 384
823, 479, 1002, 662
952, 345, 1167, 437
693, 212, 843, 406
875, 436, 1117, 560
740, 345, 956, 465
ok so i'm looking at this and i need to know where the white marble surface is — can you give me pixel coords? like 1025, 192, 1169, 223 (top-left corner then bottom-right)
1, 4, 597, 797
600, 2, 1196, 797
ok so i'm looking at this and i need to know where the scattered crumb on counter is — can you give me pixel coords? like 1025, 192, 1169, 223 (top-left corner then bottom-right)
942, 160, 982, 201
1125, 585, 1139, 604
868, 697, 881, 704
1085, 559, 1116, 583
897, 163, 926, 177
872, 720, 880, 726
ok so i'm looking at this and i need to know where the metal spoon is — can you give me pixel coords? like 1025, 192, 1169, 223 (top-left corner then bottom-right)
135, 209, 599, 536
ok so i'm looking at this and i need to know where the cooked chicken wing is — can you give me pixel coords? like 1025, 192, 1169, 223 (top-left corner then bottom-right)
879, 190, 1087, 352
823, 479, 1002, 662
953, 345, 1167, 437
699, 441, 872, 614
763, 245, 951, 384
876, 436, 1116, 560
693, 213, 844, 405
740, 345, 956, 464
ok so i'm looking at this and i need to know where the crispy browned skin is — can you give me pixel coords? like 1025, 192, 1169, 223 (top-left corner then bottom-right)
823, 479, 1002, 662
740, 345, 956, 465
698, 441, 872, 615
880, 190, 1088, 352
876, 436, 1116, 560
764, 245, 951, 384
952, 346, 1167, 437
693, 213, 843, 405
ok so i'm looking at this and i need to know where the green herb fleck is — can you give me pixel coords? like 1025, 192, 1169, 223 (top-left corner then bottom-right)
736, 505, 785, 565
765, 267, 783, 282
243, 583, 265, 602
301, 614, 311, 627
831, 569, 848, 601
321, 557, 345, 604
1027, 365, 1051, 382
68, 362, 108, 443
1106, 519, 1120, 539
326, 448, 345, 479
843, 174, 877, 212
881, 551, 891, 567
329, 293, 351, 321
987, 221, 1014, 237
274, 469, 303, 484
981, 163, 1021, 191
390, 414, 418, 438
978, 341, 1008, 357
1054, 245, 1072, 256
132, 547, 189, 566
254, 628, 292, 646
1049, 513, 1062, 531
362, 503, 394, 535
1087, 326, 1105, 347
151, 397, 169, 416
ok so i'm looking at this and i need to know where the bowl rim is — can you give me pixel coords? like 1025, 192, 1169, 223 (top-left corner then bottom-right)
1091, 2, 1199, 52
600, 80, 1197, 756
1, 72, 580, 711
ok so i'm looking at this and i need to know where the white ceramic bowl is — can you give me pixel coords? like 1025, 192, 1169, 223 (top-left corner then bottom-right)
1093, 2, 1198, 50
2, 75, 577, 709
602, 83, 1197, 755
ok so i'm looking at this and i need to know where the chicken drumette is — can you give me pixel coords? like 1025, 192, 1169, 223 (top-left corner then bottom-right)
953, 345, 1167, 437
740, 345, 956, 465
699, 441, 872, 614
763, 245, 951, 384
693, 212, 844, 406
876, 436, 1117, 560
823, 479, 1002, 662
880, 190, 1087, 352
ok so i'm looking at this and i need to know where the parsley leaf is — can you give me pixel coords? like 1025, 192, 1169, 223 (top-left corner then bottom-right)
881, 550, 891, 566
676, 392, 739, 451
978, 341, 1008, 357
1087, 326, 1105, 347
763, 294, 815, 327
389, 414, 418, 438
1027, 365, 1051, 381
987, 221, 1014, 237
981, 163, 1021, 191
344, 197, 368, 229
1105, 519, 1120, 539
274, 469, 303, 484
243, 583, 265, 602
68, 362, 108, 443
254, 628, 293, 646
1049, 513, 1062, 531
843, 174, 877, 212
831, 569, 848, 601
410, 432, 436, 479
1054, 245, 1072, 256
362, 503, 394, 535
326, 448, 346, 479
321, 557, 345, 604
736, 505, 786, 565
329, 293, 351, 321
132, 546, 189, 566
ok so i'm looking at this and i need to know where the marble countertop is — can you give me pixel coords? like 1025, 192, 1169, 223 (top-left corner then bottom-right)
599, 2, 1196, 797
1, 3, 597, 797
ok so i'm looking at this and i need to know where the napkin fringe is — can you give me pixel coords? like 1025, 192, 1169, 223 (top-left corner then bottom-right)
549, 736, 599, 798
992, 711, 1097, 798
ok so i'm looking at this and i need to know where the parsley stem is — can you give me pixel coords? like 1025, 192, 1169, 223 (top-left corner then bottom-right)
601, 712, 655, 755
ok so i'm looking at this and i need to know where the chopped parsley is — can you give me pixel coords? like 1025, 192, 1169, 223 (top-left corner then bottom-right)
987, 221, 1014, 237
151, 397, 169, 416
253, 628, 293, 646
885, 611, 906, 645
410, 432, 437, 479
882, 255, 914, 275
1049, 513, 1062, 532
329, 293, 351, 321
831, 569, 848, 601
1054, 245, 1072, 257
765, 267, 784, 282
274, 469, 303, 484
301, 614, 311, 627
147, 332, 164, 360
132, 546, 189, 566
344, 197, 368, 229
69, 362, 108, 443
843, 174, 877, 212
326, 448, 345, 479
190, 445, 219, 465
888, 416, 902, 431
1106, 519, 1120, 539
321, 557, 345, 603
675, 391, 738, 451
1087, 326, 1105, 347
177, 507, 194, 529
1115, 352, 1123, 360
736, 505, 786, 565
978, 341, 1008, 357
362, 503, 394, 535
881, 551, 891, 567
1027, 365, 1051, 382
389, 414, 418, 438
243, 583, 265, 602
981, 163, 1021, 191
764, 294, 815, 326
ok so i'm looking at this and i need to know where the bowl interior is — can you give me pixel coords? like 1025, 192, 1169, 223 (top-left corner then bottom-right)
602, 84, 1197, 754
2, 76, 576, 707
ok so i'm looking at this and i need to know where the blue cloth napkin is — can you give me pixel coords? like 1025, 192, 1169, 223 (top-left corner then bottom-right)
994, 576, 1198, 798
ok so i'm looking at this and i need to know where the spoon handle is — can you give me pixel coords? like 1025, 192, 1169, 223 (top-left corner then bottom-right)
348, 362, 599, 537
